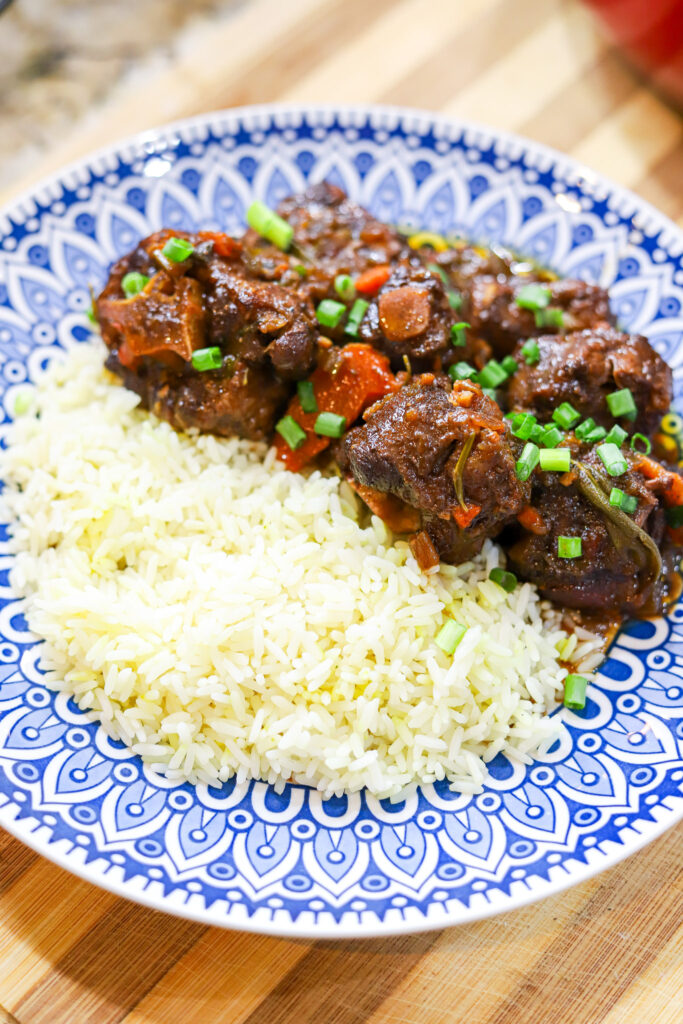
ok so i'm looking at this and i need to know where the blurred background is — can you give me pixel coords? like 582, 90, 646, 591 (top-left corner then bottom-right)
0, 0, 681, 217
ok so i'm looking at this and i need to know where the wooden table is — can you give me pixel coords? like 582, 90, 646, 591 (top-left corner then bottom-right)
0, 1, 682, 1020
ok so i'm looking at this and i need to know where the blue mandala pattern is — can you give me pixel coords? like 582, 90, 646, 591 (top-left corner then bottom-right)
0, 106, 682, 937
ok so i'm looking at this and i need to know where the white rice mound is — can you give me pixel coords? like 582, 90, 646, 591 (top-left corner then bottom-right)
0, 342, 603, 799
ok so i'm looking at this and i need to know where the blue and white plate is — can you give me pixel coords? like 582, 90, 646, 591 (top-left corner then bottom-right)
0, 105, 681, 939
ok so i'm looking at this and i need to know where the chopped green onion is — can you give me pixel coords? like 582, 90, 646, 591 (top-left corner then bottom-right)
665, 505, 683, 528
294, 263, 308, 277
511, 413, 537, 441
520, 338, 540, 365
478, 359, 508, 389
316, 299, 346, 329
13, 392, 31, 416
334, 274, 355, 301
609, 487, 637, 514
597, 442, 628, 477
506, 411, 524, 426
529, 423, 546, 445
481, 387, 498, 401
558, 535, 582, 558
604, 424, 628, 447
297, 380, 317, 414
534, 307, 564, 329
539, 447, 571, 472
121, 271, 150, 298
314, 411, 346, 438
435, 619, 467, 655
86, 302, 98, 326
516, 283, 551, 311
447, 290, 463, 311
515, 442, 540, 482
630, 433, 652, 455
564, 674, 588, 710
427, 262, 449, 285
575, 417, 597, 441
345, 298, 369, 337
584, 424, 607, 443
607, 387, 637, 420
450, 321, 469, 347
162, 236, 195, 263
541, 424, 563, 448
449, 361, 478, 382
276, 415, 306, 450
501, 355, 518, 376
246, 199, 293, 251
489, 567, 517, 592
191, 346, 223, 371
552, 402, 581, 429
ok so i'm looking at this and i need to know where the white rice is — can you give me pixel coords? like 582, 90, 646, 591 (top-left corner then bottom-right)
0, 342, 603, 799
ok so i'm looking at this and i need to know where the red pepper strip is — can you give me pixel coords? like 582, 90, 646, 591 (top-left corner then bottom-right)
275, 344, 400, 472
355, 264, 391, 296
453, 504, 481, 529
517, 505, 547, 535
410, 530, 440, 570
197, 231, 242, 260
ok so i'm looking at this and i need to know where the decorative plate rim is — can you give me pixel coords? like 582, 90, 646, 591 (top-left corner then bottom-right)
0, 102, 681, 939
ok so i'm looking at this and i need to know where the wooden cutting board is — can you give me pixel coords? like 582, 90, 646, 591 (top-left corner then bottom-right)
0, 0, 681, 1021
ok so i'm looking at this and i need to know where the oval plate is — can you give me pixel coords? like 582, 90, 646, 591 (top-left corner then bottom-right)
0, 105, 681, 939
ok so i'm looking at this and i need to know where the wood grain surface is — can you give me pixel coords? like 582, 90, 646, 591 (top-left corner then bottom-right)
0, 1, 682, 1021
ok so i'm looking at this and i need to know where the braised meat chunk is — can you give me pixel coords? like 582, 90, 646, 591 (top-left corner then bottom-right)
342, 376, 528, 562
467, 276, 613, 356
506, 440, 678, 614
506, 326, 672, 435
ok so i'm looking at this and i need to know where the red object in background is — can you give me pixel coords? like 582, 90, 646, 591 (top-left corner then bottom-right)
584, 0, 683, 107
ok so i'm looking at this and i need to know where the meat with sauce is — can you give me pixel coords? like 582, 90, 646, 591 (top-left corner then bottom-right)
341, 375, 528, 563
506, 326, 672, 435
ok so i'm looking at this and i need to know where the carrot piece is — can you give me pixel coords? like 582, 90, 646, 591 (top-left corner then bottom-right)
667, 525, 683, 545
517, 505, 547, 534
275, 344, 399, 471
635, 455, 683, 506
410, 530, 440, 570
453, 504, 481, 529
351, 480, 421, 533
355, 264, 391, 296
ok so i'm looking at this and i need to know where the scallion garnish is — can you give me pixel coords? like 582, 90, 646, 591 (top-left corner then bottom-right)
246, 199, 293, 251
541, 424, 563, 448
478, 359, 508, 389
314, 411, 346, 438
297, 380, 317, 414
511, 413, 537, 441
334, 274, 355, 302
162, 236, 195, 263
447, 290, 463, 311
630, 433, 652, 455
191, 346, 223, 371
564, 673, 588, 710
316, 299, 346, 329
515, 441, 540, 482
584, 424, 607, 443
86, 302, 98, 326
516, 283, 551, 311
604, 424, 628, 447
558, 535, 582, 558
449, 361, 478, 382
575, 417, 597, 441
276, 415, 307, 450
435, 619, 467, 655
552, 402, 581, 429
539, 447, 571, 472
534, 307, 564, 329
345, 298, 369, 337
501, 355, 518, 376
451, 321, 469, 347
609, 487, 637, 514
427, 262, 449, 285
607, 387, 637, 420
121, 271, 150, 298
529, 423, 546, 445
597, 442, 628, 477
520, 338, 540, 365
489, 567, 517, 592
481, 387, 498, 400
